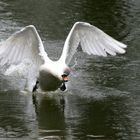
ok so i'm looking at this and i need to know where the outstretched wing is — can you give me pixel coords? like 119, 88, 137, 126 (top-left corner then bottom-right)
60, 22, 127, 65
0, 25, 48, 91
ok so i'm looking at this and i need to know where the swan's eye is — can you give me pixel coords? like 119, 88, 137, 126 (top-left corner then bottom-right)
63, 67, 70, 76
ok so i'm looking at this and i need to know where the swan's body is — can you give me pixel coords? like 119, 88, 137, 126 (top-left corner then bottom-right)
0, 22, 127, 92
38, 61, 69, 91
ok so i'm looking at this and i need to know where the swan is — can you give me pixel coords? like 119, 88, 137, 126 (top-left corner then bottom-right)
0, 22, 127, 92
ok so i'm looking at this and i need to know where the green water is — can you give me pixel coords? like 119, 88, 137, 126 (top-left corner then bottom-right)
0, 0, 140, 139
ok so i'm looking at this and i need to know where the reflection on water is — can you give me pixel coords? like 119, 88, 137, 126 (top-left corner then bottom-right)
0, 91, 37, 138
32, 90, 133, 140
0, 0, 140, 139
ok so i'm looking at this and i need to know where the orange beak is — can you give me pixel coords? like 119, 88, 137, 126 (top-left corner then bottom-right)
62, 75, 69, 82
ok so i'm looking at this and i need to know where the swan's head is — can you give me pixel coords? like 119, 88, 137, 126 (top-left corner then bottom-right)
62, 73, 69, 82
60, 67, 70, 91
61, 67, 70, 82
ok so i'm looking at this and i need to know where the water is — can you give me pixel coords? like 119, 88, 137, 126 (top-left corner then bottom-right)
0, 0, 140, 139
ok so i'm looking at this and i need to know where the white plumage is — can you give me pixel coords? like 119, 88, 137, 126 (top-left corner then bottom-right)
0, 22, 127, 91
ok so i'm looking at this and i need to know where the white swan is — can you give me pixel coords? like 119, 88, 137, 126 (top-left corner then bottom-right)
0, 22, 127, 92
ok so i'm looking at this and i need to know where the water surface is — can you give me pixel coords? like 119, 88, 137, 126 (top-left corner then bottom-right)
0, 0, 140, 139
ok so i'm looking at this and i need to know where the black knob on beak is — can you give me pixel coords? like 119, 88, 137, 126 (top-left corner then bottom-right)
62, 74, 69, 82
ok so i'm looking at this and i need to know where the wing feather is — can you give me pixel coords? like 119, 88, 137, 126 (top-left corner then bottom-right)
60, 22, 127, 65
0, 25, 46, 66
0, 25, 49, 91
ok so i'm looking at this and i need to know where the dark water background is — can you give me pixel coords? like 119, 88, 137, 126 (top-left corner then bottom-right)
0, 0, 140, 139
